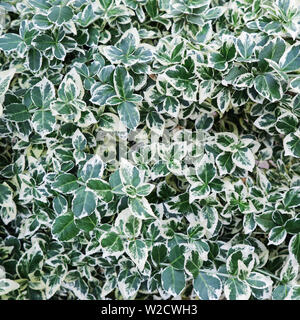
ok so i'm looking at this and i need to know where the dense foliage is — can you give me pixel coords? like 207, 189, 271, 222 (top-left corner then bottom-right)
0, 0, 300, 300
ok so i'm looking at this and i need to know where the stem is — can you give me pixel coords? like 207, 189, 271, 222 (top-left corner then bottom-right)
254, 269, 281, 282
200, 270, 232, 278
203, 268, 281, 282
286, 74, 300, 78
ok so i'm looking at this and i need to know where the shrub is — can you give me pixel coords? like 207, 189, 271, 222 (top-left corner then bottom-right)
0, 0, 300, 300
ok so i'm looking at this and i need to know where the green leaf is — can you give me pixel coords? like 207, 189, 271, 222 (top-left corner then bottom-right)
243, 212, 256, 234
16, 242, 44, 278
123, 214, 142, 238
209, 50, 227, 71
254, 73, 282, 102
189, 183, 210, 202
289, 234, 300, 264
193, 240, 210, 261
290, 76, 300, 93
103, 28, 152, 66
0, 184, 13, 205
268, 226, 286, 245
54, 43, 67, 60
200, 205, 219, 238
76, 4, 98, 27
163, 96, 180, 117
255, 213, 276, 232
215, 132, 238, 151
185, 250, 203, 278
4, 103, 31, 122
90, 84, 116, 106
118, 101, 140, 130
151, 160, 169, 179
74, 213, 98, 232
195, 113, 214, 131
129, 197, 156, 220
236, 32, 256, 61
168, 245, 185, 270
207, 177, 223, 191
258, 37, 286, 72
216, 88, 231, 113
33, 34, 55, 51
31, 77, 55, 107
280, 258, 298, 283
279, 44, 300, 72
98, 64, 114, 83
0, 68, 16, 106
45, 265, 67, 299
52, 174, 79, 194
272, 284, 292, 300
0, 33, 22, 51
263, 58, 288, 82
103, 29, 138, 65
79, 155, 104, 182
246, 272, 272, 289
193, 272, 222, 300
48, 6, 73, 25
224, 277, 251, 300
209, 40, 236, 71
216, 152, 235, 175
0, 279, 20, 296
113, 66, 134, 100
100, 231, 124, 257
161, 266, 186, 296
289, 286, 300, 300
109, 170, 125, 195
196, 161, 216, 184
136, 183, 154, 197
53, 195, 68, 215
28, 0, 51, 10
232, 147, 255, 171
199, 79, 214, 104
165, 65, 198, 101
72, 187, 97, 218
52, 212, 80, 241
32, 100, 56, 136
283, 132, 300, 158
126, 239, 148, 272
204, 6, 225, 20
226, 246, 255, 280
27, 48, 42, 72
146, 111, 165, 135
33, 14, 52, 30
118, 269, 141, 299
167, 193, 200, 216
152, 243, 168, 268
72, 129, 87, 151
284, 187, 300, 208
0, 201, 16, 225
285, 219, 300, 234
87, 178, 113, 202
119, 158, 142, 187
98, 113, 125, 132
254, 113, 277, 130
276, 113, 298, 134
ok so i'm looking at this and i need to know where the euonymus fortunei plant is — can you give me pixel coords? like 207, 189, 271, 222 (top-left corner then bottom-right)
0, 0, 300, 300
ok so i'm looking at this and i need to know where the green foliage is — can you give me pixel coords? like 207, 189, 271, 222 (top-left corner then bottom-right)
0, 0, 300, 301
